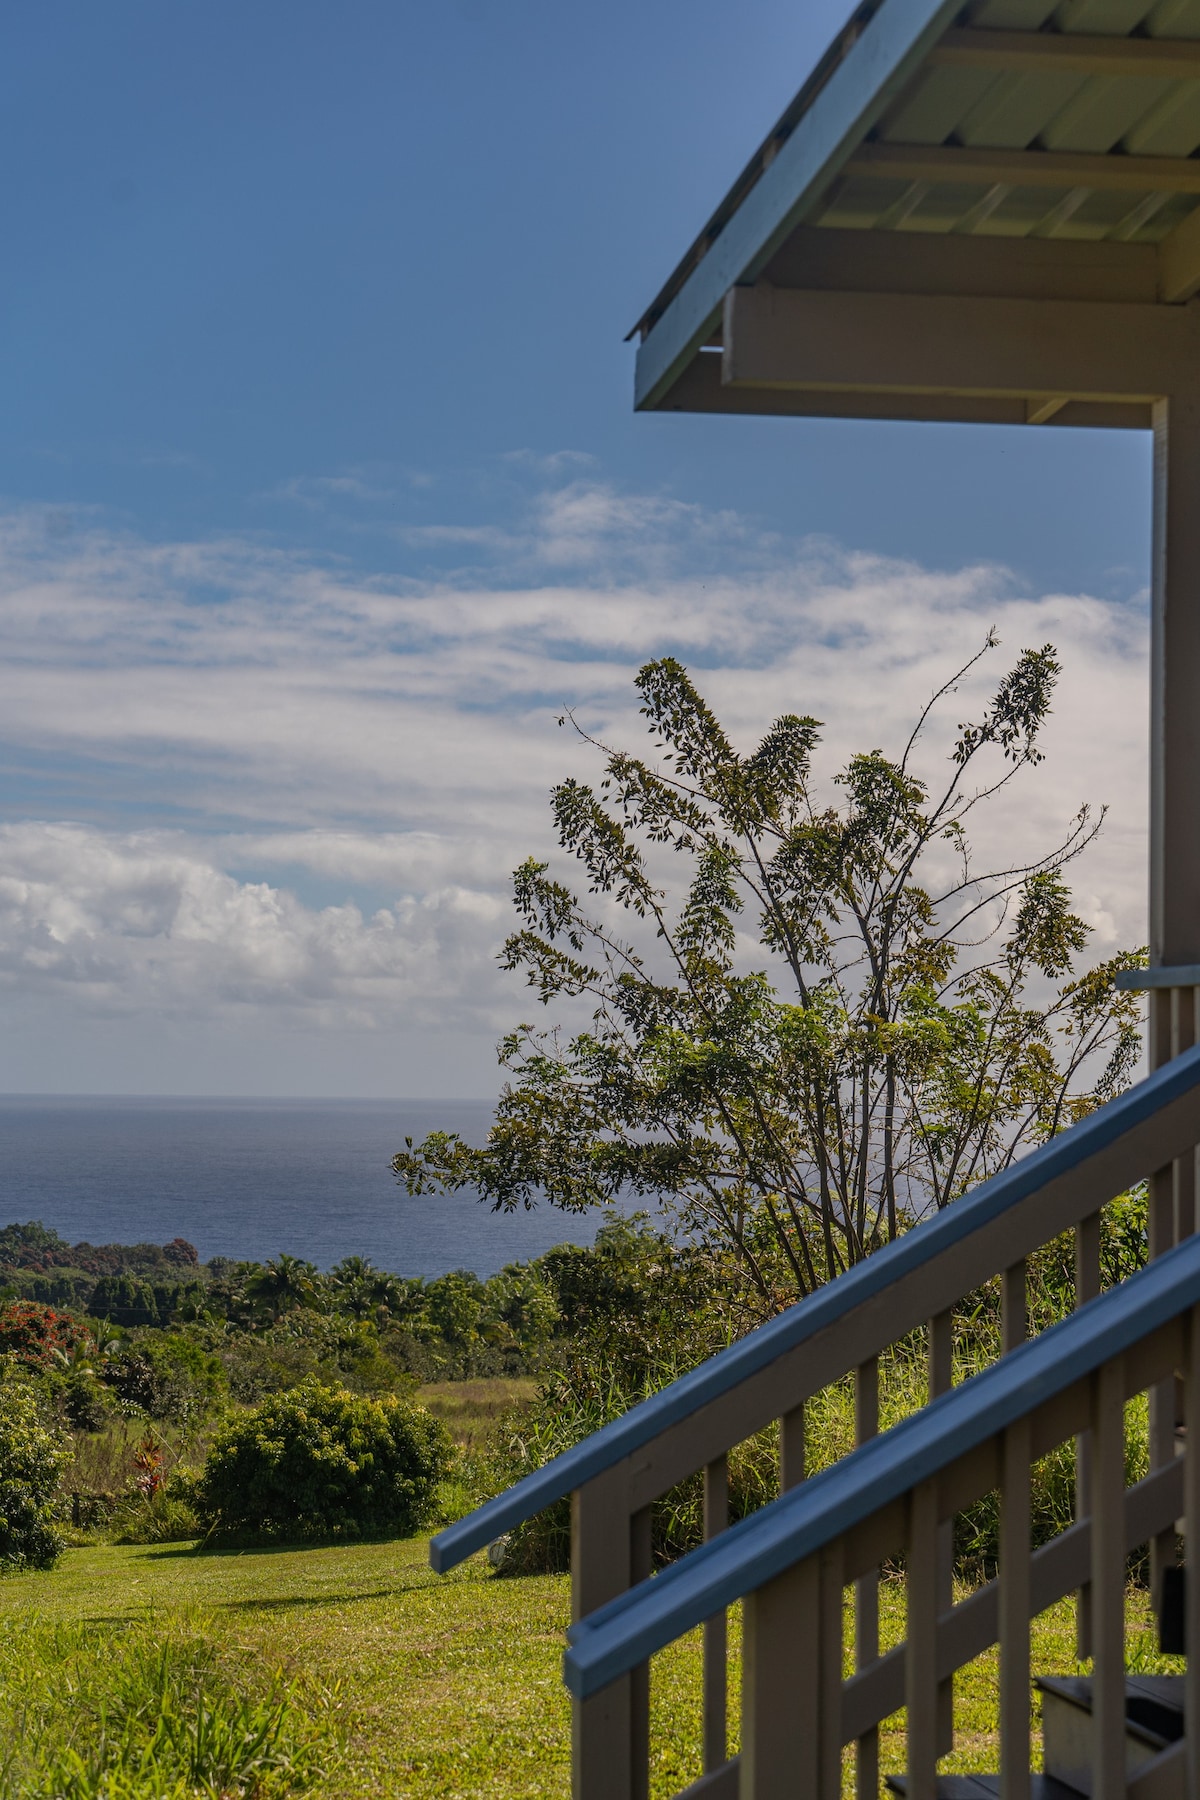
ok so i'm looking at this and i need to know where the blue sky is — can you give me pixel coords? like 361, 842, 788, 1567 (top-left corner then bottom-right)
0, 1, 1154, 1095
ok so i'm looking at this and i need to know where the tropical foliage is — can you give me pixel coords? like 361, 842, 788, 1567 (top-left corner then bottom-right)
395, 643, 1141, 1313
0, 1374, 68, 1569
194, 1381, 453, 1543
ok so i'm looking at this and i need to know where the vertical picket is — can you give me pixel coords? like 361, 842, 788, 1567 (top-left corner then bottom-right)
927, 1311, 954, 1754
1075, 1212, 1101, 1659
906, 1478, 941, 1800
702, 1456, 728, 1775
999, 1417, 1032, 1800
741, 1557, 821, 1800
1090, 1358, 1126, 1800
855, 1356, 881, 1800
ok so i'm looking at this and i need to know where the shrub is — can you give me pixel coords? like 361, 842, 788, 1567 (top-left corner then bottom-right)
103, 1332, 227, 1422
195, 1380, 453, 1544
0, 1376, 68, 1569
62, 1371, 109, 1432
0, 1299, 88, 1370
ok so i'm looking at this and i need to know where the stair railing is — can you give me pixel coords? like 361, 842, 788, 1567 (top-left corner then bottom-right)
431, 1043, 1200, 1800
566, 1232, 1200, 1800
1123, 971, 1200, 1619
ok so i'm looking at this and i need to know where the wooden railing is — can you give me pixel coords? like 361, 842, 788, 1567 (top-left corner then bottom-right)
431, 1042, 1200, 1800
1118, 968, 1200, 1618
566, 1232, 1200, 1800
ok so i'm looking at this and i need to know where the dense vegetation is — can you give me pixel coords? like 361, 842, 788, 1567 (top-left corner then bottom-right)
0, 1211, 727, 1553
0, 1187, 1151, 1576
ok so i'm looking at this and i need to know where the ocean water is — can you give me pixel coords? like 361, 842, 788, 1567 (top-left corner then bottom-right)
0, 1096, 623, 1279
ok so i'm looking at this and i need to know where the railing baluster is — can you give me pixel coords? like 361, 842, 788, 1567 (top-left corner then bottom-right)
630, 1505, 652, 1800
906, 1477, 940, 1800
1090, 1357, 1126, 1800
1148, 990, 1180, 1633
780, 1402, 805, 1492
1074, 1211, 1101, 1660
572, 1473, 635, 1800
999, 1415, 1031, 1800
927, 1312, 954, 1754
855, 1356, 880, 1800
1002, 1259, 1026, 1355
702, 1455, 728, 1775
1175, 986, 1198, 1240
741, 1556, 820, 1800
819, 1543, 844, 1800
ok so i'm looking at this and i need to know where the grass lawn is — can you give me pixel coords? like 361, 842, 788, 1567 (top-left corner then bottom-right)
0, 1529, 1183, 1799
0, 1536, 572, 1799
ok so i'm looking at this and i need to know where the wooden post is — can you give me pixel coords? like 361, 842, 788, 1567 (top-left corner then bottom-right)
999, 1417, 1032, 1800
1147, 389, 1200, 1629
855, 1357, 881, 1800
702, 1456, 729, 1774
1151, 390, 1200, 981
906, 1479, 941, 1800
1076, 1212, 1101, 1660
928, 1313, 954, 1755
1090, 1358, 1127, 1800
741, 1558, 821, 1800
572, 1469, 635, 1800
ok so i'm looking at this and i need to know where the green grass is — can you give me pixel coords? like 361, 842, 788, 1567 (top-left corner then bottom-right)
0, 1538, 572, 1798
417, 1376, 539, 1451
0, 1537, 1183, 1798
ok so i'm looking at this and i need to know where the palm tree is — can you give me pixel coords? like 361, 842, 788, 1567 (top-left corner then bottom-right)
243, 1253, 321, 1322
329, 1256, 377, 1320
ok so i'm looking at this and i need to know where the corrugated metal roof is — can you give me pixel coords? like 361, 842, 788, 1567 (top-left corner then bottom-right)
634, 0, 1200, 344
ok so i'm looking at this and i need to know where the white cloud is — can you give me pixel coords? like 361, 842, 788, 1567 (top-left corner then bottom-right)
0, 483, 1152, 1084
0, 822, 511, 1030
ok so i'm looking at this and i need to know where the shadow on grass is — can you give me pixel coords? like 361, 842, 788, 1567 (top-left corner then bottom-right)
140, 1530, 433, 1562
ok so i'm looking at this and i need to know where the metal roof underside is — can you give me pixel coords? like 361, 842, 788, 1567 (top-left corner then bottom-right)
634, 0, 1200, 420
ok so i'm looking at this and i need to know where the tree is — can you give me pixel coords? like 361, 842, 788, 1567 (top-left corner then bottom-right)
395, 641, 1142, 1318
0, 1300, 89, 1370
242, 1254, 321, 1323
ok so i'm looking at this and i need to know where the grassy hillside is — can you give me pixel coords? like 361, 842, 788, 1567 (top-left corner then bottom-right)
0, 1531, 1178, 1799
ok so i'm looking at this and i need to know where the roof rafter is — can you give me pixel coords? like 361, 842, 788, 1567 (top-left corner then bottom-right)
846, 141, 1200, 194
927, 28, 1200, 80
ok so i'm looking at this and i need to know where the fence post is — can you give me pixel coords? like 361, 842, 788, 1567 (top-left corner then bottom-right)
572, 1466, 636, 1800
1090, 1357, 1126, 1800
741, 1556, 821, 1800
999, 1416, 1032, 1800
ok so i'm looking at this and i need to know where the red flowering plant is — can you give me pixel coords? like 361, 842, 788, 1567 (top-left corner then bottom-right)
132, 1435, 166, 1496
0, 1301, 90, 1371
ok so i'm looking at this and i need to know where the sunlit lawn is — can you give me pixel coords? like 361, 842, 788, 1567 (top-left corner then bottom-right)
0, 1532, 1182, 1799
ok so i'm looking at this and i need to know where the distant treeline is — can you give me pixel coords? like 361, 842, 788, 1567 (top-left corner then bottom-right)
0, 1213, 712, 1389
0, 1221, 205, 1324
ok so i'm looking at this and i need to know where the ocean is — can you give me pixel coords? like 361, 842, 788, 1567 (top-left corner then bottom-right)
0, 1096, 624, 1279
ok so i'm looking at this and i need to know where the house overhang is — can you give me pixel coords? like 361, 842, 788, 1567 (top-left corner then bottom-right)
634, 0, 1200, 428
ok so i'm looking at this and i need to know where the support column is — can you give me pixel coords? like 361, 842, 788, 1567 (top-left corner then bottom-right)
1151, 389, 1200, 971
1149, 387, 1200, 1625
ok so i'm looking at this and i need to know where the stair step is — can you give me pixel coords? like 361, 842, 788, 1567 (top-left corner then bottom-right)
1035, 1676, 1184, 1746
1043, 1670, 1180, 1800
885, 1678, 1185, 1800
886, 1777, 1082, 1798
1036, 1676, 1183, 1796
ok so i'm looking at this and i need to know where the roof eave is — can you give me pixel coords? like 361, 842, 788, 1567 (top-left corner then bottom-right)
633, 0, 966, 413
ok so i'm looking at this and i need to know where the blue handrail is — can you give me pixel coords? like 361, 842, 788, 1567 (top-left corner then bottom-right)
430, 1041, 1200, 1574
563, 1228, 1200, 1699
